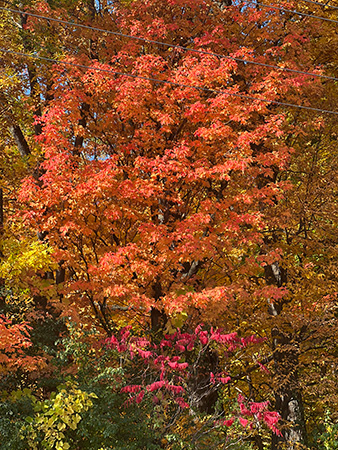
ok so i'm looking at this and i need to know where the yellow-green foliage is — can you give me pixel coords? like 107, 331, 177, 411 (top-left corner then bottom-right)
25, 382, 97, 450
0, 234, 58, 319
0, 236, 56, 286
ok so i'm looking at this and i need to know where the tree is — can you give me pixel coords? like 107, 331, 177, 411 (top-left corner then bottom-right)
19, 0, 318, 326
1, 0, 338, 449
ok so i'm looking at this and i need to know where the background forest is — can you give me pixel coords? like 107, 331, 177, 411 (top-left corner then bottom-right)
0, 0, 337, 449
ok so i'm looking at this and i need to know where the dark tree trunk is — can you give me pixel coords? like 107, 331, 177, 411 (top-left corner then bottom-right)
266, 262, 307, 450
74, 103, 90, 151
150, 279, 167, 331
9, 123, 31, 157
271, 328, 307, 450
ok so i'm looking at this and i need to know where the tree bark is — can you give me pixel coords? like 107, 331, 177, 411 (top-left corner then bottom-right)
150, 279, 167, 331
271, 328, 307, 450
267, 262, 307, 450
9, 123, 31, 157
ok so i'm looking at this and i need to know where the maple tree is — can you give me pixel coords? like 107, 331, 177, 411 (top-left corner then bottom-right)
0, 0, 338, 449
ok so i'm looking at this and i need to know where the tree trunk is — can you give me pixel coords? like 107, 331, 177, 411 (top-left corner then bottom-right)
271, 328, 307, 449
150, 279, 167, 331
9, 123, 31, 157
267, 261, 307, 449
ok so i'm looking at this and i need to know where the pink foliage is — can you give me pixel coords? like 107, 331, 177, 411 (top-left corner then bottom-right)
105, 325, 280, 434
